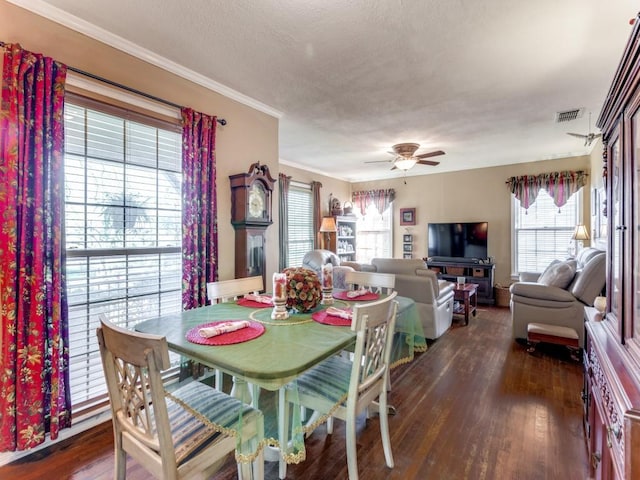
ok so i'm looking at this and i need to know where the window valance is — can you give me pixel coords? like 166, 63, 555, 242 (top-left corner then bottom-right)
352, 189, 395, 216
506, 170, 587, 210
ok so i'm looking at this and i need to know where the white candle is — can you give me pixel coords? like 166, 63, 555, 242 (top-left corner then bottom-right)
273, 273, 287, 301
322, 263, 333, 289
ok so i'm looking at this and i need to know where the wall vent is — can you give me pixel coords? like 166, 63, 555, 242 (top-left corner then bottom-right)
555, 108, 584, 123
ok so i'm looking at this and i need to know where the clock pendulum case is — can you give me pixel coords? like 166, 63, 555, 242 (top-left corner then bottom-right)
229, 162, 276, 288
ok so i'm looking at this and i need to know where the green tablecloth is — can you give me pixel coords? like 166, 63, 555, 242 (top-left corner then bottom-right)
135, 294, 426, 464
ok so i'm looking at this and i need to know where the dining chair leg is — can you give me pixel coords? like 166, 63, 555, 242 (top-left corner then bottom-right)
379, 387, 394, 468
345, 411, 359, 480
114, 432, 126, 480
326, 415, 334, 434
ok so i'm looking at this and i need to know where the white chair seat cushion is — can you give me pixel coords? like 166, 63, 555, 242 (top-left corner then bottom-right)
167, 381, 261, 465
527, 322, 579, 340
289, 355, 352, 405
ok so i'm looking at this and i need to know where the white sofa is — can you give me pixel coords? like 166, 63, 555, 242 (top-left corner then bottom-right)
347, 257, 455, 339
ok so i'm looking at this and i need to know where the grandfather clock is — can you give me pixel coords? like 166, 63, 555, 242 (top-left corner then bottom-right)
229, 162, 275, 288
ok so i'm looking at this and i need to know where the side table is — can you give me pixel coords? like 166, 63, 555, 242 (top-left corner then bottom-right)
453, 283, 478, 325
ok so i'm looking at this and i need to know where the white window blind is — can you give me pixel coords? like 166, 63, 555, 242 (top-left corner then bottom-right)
64, 96, 183, 413
513, 189, 581, 274
356, 203, 392, 263
287, 182, 314, 267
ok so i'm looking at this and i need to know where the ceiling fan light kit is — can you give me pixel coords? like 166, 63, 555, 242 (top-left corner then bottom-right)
365, 142, 446, 171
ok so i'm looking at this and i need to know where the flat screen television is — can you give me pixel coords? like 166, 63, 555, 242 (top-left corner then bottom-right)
428, 222, 489, 261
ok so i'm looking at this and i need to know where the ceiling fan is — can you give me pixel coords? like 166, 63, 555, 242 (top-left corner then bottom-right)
366, 143, 446, 171
566, 112, 602, 147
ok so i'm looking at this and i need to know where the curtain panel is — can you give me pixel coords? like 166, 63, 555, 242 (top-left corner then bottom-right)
278, 173, 291, 270
181, 108, 218, 310
311, 181, 322, 249
0, 43, 71, 451
507, 170, 587, 210
352, 188, 396, 216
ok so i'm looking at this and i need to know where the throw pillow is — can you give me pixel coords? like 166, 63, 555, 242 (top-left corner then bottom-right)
538, 260, 577, 289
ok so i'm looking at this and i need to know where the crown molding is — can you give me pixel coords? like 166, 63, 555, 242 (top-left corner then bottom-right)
7, 0, 283, 119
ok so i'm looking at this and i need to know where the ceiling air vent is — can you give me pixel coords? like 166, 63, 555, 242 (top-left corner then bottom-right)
555, 108, 584, 123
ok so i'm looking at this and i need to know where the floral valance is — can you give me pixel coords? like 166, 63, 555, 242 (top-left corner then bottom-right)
506, 170, 588, 210
352, 188, 396, 216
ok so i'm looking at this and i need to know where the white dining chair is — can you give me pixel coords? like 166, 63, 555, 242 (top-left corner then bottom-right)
281, 291, 398, 480
205, 276, 265, 393
206, 275, 264, 304
344, 270, 395, 295
97, 316, 264, 480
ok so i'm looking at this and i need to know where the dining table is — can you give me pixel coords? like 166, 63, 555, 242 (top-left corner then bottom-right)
134, 292, 426, 478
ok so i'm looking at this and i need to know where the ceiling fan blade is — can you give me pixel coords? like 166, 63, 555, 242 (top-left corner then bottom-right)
415, 150, 445, 159
364, 159, 392, 164
416, 159, 440, 166
567, 132, 587, 139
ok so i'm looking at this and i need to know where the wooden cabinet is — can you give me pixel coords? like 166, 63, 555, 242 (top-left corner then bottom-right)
425, 260, 495, 304
583, 13, 640, 480
336, 215, 357, 262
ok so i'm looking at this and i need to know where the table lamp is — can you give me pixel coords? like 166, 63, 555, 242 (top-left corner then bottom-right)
320, 216, 337, 251
571, 224, 590, 254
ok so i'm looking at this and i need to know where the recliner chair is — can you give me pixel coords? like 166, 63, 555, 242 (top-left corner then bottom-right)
510, 247, 605, 348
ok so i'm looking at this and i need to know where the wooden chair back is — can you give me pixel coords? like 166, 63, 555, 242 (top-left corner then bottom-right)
97, 315, 264, 479
345, 270, 396, 295
206, 276, 264, 304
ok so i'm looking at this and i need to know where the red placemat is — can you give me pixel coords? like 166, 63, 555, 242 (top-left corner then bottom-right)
333, 291, 379, 301
311, 310, 352, 326
236, 297, 273, 308
186, 321, 265, 346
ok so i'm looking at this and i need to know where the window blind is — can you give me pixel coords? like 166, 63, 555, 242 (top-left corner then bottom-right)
287, 182, 314, 267
64, 97, 183, 412
356, 203, 392, 263
513, 189, 580, 274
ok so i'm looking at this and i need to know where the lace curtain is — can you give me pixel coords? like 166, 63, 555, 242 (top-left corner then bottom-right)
507, 170, 587, 211
352, 188, 396, 216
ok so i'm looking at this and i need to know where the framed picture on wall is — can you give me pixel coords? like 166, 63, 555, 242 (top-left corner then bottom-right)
403, 243, 413, 252
400, 208, 416, 226
403, 253, 412, 259
403, 234, 413, 243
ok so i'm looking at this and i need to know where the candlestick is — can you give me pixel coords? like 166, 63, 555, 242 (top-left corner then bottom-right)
321, 263, 334, 305
271, 272, 289, 320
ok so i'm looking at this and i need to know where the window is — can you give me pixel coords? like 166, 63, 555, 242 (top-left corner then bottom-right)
64, 96, 183, 412
287, 182, 314, 266
356, 204, 393, 263
512, 189, 581, 274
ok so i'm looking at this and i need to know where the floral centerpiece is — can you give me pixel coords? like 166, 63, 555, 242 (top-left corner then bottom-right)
282, 267, 322, 313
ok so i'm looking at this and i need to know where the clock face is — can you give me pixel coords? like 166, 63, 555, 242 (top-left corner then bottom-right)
248, 183, 266, 219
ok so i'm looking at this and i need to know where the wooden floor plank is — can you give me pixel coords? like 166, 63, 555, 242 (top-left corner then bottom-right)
0, 306, 589, 479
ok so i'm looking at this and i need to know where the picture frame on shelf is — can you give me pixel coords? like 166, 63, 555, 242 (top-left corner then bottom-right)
403, 234, 413, 243
403, 243, 413, 252
400, 208, 416, 226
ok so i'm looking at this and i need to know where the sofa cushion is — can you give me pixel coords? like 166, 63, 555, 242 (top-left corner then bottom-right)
371, 258, 425, 276
537, 260, 577, 289
569, 252, 606, 305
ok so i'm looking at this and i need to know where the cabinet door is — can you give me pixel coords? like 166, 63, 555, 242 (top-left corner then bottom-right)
632, 104, 640, 344
590, 396, 615, 480
608, 129, 623, 337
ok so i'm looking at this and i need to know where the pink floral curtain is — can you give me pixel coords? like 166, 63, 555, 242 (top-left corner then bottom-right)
507, 170, 587, 211
181, 108, 218, 310
0, 43, 71, 451
352, 188, 396, 216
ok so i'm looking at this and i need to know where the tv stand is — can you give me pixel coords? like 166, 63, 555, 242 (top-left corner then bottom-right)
425, 258, 495, 304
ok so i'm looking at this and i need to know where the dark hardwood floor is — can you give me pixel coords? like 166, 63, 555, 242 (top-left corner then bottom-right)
0, 306, 589, 479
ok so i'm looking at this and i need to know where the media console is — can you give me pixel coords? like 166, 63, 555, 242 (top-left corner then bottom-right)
425, 258, 495, 305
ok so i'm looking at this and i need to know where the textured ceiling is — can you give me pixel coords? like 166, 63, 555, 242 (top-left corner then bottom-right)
12, 0, 639, 181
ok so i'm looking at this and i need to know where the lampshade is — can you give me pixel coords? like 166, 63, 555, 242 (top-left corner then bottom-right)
394, 157, 417, 171
571, 224, 590, 241
319, 216, 337, 233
